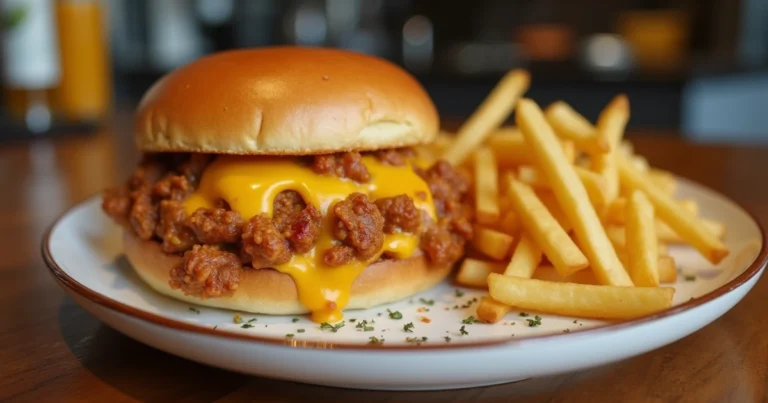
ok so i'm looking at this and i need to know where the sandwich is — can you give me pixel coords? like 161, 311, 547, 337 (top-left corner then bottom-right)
101, 47, 473, 323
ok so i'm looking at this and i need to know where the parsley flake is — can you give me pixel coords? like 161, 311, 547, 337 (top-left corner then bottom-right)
349, 318, 357, 323
419, 298, 435, 306
188, 307, 200, 314
247, 318, 257, 323
241, 323, 254, 329
387, 309, 403, 320
461, 315, 481, 324
526, 315, 542, 327
319, 321, 345, 332
563, 329, 571, 333
684, 274, 697, 281
285, 333, 294, 338
213, 325, 218, 330
297, 329, 305, 333
519, 312, 530, 317
368, 336, 384, 345
292, 317, 299, 323
455, 289, 465, 297
444, 336, 452, 342
459, 325, 469, 336
405, 336, 428, 344
403, 322, 415, 333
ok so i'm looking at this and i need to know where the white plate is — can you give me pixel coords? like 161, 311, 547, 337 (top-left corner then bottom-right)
44, 177, 766, 390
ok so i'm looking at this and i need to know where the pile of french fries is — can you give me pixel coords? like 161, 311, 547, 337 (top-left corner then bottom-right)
429, 69, 730, 322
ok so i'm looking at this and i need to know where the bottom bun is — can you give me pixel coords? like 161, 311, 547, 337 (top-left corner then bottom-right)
123, 230, 452, 315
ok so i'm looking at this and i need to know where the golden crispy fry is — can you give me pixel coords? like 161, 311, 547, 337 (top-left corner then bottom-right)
488, 274, 674, 320
506, 175, 588, 275
474, 147, 501, 225
476, 297, 513, 323
658, 242, 669, 256
537, 191, 572, 232
514, 166, 608, 210
632, 155, 650, 173
516, 99, 632, 286
561, 140, 577, 164
658, 255, 677, 283
617, 158, 729, 264
503, 233, 543, 278
456, 259, 504, 288
495, 210, 520, 235
648, 168, 677, 195
605, 197, 698, 225
656, 218, 725, 243
517, 165, 550, 188
531, 265, 599, 285
443, 70, 530, 165
592, 95, 630, 203
545, 101, 609, 156
625, 191, 659, 286
619, 140, 634, 158
471, 227, 515, 260
487, 132, 576, 168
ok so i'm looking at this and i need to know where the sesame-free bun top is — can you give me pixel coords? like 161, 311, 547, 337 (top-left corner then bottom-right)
135, 47, 439, 155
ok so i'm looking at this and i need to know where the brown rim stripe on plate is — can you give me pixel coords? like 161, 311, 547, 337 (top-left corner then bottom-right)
42, 193, 768, 351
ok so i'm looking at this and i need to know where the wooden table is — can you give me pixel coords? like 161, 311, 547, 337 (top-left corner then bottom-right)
2, 126, 767, 402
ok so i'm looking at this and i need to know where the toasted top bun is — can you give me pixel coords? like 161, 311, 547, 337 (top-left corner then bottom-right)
135, 47, 439, 155
123, 231, 452, 315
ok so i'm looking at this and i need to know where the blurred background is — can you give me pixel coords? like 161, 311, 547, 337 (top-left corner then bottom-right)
1, 0, 768, 143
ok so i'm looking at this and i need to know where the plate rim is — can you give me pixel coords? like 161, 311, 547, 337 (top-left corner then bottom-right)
42, 181, 768, 351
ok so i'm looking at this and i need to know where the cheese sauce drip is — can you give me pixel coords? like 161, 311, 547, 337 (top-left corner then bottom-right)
184, 155, 435, 323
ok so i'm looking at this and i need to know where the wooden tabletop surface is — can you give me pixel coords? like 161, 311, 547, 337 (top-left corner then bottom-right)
2, 125, 767, 402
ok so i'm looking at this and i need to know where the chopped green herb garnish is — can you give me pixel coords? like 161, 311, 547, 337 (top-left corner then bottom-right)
355, 320, 375, 331
405, 336, 428, 344
453, 305, 459, 309
387, 309, 403, 320
526, 315, 542, 327
684, 275, 697, 281
319, 321, 345, 332
461, 315, 481, 324
510, 322, 516, 325
368, 336, 384, 344
419, 298, 435, 306
241, 323, 254, 329
403, 322, 415, 333
189, 307, 201, 314
459, 325, 469, 336
573, 320, 578, 324
444, 336, 452, 342
213, 325, 218, 330
285, 333, 294, 338
297, 329, 305, 333
233, 314, 243, 324
377, 312, 382, 317
247, 318, 257, 323
455, 289, 465, 297
292, 317, 300, 323
519, 312, 530, 317
349, 318, 357, 323
563, 329, 571, 333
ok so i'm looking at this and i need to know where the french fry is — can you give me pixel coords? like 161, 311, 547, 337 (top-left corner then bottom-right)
619, 140, 634, 158
648, 168, 677, 195
617, 158, 729, 264
496, 210, 520, 235
658, 242, 669, 256
625, 191, 659, 286
456, 259, 504, 288
656, 218, 725, 243
537, 191, 572, 232
561, 140, 577, 164
476, 297, 513, 323
503, 233, 543, 278
532, 265, 600, 285
658, 255, 677, 283
474, 147, 501, 224
471, 227, 515, 260
632, 155, 650, 173
514, 165, 608, 209
516, 99, 633, 286
487, 132, 575, 168
605, 197, 699, 225
488, 274, 675, 320
443, 70, 530, 165
592, 95, 630, 203
506, 175, 588, 276
545, 101, 609, 156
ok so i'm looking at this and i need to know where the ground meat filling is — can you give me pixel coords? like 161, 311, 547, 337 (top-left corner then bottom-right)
312, 151, 371, 182
373, 147, 416, 166
375, 194, 420, 234
103, 151, 474, 299
169, 244, 241, 298
416, 160, 474, 265
325, 193, 384, 266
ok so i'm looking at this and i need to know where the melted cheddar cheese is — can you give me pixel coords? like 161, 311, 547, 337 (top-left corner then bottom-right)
184, 155, 435, 323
